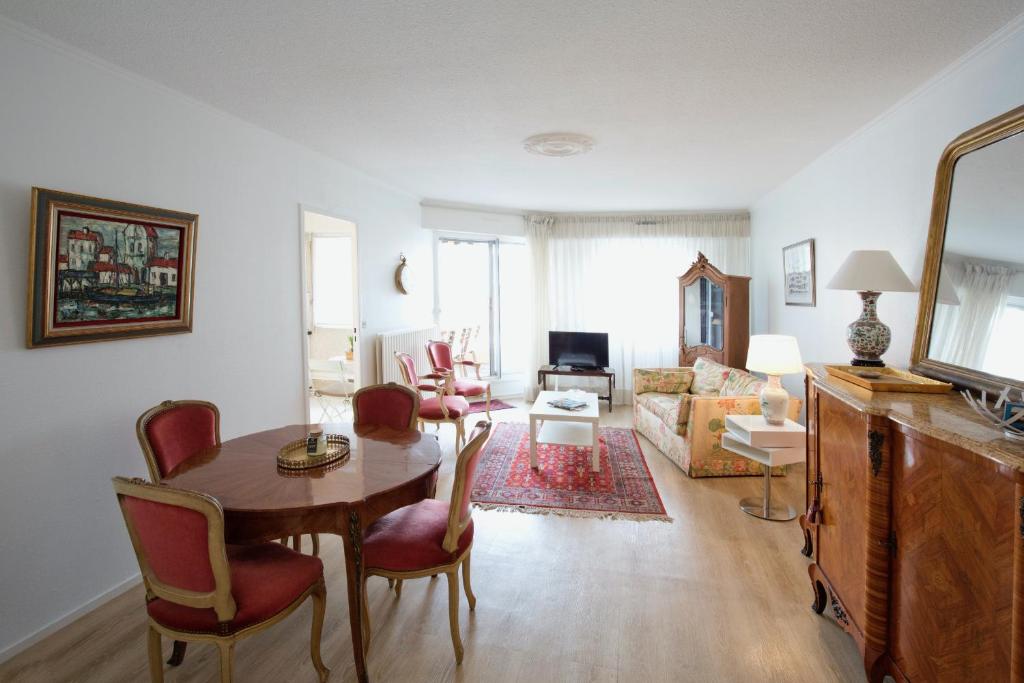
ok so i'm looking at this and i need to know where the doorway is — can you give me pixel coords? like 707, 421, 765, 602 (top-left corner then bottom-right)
300, 209, 360, 423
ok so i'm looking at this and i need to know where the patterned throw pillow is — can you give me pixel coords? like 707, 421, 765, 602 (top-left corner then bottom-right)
691, 357, 732, 395
720, 369, 766, 397
634, 368, 695, 395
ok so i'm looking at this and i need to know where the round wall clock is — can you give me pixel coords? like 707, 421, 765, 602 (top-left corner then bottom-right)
394, 254, 409, 294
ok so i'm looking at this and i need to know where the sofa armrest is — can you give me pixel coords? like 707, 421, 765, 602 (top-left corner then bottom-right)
687, 395, 802, 446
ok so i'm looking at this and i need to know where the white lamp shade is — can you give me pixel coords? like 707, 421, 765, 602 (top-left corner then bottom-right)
937, 267, 961, 306
826, 250, 917, 292
746, 334, 804, 375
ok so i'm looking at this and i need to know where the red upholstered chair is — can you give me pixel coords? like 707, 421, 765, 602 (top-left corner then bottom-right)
136, 400, 221, 483
137, 400, 319, 588
395, 352, 470, 450
352, 383, 420, 431
111, 477, 329, 683
360, 420, 492, 664
426, 340, 491, 419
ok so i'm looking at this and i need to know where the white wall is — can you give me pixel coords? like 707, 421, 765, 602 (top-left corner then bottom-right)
0, 19, 432, 658
751, 17, 1024, 397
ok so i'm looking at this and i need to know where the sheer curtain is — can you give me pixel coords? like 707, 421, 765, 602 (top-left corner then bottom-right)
524, 213, 750, 401
932, 261, 1013, 368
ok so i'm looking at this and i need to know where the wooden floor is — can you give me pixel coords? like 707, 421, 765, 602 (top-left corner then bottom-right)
0, 400, 866, 683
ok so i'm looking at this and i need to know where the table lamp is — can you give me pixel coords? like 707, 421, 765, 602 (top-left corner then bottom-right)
746, 335, 803, 425
826, 250, 917, 367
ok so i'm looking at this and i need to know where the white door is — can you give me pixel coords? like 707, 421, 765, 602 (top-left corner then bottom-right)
300, 209, 360, 423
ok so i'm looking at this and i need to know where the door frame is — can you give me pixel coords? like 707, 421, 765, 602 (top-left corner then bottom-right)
298, 204, 361, 423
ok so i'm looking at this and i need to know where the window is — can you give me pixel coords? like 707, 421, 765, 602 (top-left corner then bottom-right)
982, 296, 1024, 378
436, 237, 527, 377
311, 235, 355, 328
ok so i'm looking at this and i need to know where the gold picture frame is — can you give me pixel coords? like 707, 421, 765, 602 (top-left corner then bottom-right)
27, 188, 198, 348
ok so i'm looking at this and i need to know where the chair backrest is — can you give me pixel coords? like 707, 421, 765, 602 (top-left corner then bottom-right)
394, 351, 420, 387
443, 420, 492, 553
352, 383, 420, 431
112, 477, 236, 625
425, 340, 455, 373
137, 400, 221, 482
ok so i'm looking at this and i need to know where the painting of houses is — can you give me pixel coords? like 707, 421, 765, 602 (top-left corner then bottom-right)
28, 188, 197, 347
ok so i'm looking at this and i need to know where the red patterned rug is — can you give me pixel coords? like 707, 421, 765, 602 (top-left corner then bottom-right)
465, 399, 515, 415
471, 422, 670, 521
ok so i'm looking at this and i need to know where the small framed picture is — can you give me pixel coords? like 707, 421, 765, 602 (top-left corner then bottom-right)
783, 238, 815, 306
26, 188, 198, 348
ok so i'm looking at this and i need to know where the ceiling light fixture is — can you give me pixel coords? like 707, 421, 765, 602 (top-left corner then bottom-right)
523, 132, 594, 157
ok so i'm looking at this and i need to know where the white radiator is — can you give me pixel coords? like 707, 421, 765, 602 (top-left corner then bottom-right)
375, 326, 439, 383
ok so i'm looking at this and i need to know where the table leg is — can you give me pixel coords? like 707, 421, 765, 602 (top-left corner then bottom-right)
591, 421, 600, 472
530, 416, 539, 469
608, 375, 613, 412
762, 466, 771, 518
342, 510, 369, 683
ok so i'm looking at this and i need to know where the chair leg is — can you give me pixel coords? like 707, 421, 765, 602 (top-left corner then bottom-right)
485, 387, 492, 419
311, 533, 320, 557
360, 575, 371, 656
462, 553, 477, 610
387, 578, 395, 589
394, 578, 403, 598
445, 571, 464, 664
166, 640, 187, 666
291, 535, 301, 551
310, 580, 330, 683
147, 626, 164, 683
217, 641, 235, 682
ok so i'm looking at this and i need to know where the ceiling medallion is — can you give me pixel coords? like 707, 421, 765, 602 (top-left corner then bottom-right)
523, 132, 594, 157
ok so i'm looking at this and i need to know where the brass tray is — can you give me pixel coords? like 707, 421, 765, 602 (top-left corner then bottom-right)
277, 434, 351, 470
825, 365, 952, 393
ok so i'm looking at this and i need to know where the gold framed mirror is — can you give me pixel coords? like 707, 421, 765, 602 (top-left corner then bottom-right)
911, 104, 1024, 393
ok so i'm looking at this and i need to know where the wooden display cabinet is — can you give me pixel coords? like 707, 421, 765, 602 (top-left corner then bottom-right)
677, 252, 750, 368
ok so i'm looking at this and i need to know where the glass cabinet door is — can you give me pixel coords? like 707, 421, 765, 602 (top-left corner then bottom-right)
683, 276, 724, 350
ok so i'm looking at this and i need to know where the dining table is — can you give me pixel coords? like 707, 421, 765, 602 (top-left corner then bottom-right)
161, 421, 442, 683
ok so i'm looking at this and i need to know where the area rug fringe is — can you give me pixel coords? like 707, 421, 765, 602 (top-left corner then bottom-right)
473, 502, 672, 523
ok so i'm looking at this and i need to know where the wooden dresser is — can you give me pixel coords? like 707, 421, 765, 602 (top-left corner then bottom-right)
801, 364, 1024, 682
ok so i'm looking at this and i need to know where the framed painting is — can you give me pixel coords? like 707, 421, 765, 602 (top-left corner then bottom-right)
26, 188, 198, 347
783, 238, 815, 306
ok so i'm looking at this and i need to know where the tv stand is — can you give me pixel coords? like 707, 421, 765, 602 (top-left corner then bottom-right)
537, 365, 615, 412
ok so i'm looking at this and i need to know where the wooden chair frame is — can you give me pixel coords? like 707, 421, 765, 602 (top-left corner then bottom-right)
351, 382, 421, 431
111, 477, 329, 683
136, 399, 222, 484
426, 340, 491, 419
360, 421, 492, 665
394, 351, 467, 450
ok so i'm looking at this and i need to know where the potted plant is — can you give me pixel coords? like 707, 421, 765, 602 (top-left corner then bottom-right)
345, 335, 355, 361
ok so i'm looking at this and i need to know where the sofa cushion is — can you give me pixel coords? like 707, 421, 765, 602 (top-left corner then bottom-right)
691, 358, 732, 395
635, 392, 692, 428
720, 369, 765, 397
634, 369, 695, 395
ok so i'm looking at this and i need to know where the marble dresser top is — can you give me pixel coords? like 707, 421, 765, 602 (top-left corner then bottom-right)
806, 363, 1024, 476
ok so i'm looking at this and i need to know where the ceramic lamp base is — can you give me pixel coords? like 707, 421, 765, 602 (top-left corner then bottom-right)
846, 291, 891, 367
759, 374, 789, 425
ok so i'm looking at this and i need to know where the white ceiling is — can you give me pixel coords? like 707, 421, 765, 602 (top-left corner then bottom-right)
2, 1, 1022, 211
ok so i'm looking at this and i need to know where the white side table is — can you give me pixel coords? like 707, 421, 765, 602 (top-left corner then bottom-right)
722, 414, 806, 521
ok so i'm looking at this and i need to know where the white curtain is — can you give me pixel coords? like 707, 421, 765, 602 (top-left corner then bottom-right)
524, 213, 750, 402
932, 261, 1012, 368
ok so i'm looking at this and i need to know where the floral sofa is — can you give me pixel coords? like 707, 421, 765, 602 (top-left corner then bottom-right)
632, 357, 802, 477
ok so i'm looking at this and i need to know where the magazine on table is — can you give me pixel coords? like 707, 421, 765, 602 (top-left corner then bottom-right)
547, 397, 589, 411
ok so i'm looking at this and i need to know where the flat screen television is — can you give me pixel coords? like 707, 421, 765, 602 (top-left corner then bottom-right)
548, 331, 609, 370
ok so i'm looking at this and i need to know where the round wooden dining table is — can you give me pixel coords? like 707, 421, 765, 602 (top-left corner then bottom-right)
161, 422, 442, 683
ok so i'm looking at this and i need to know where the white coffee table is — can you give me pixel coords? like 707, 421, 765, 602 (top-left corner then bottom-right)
529, 390, 601, 472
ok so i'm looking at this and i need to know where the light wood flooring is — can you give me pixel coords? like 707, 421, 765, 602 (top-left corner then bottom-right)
0, 400, 865, 682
